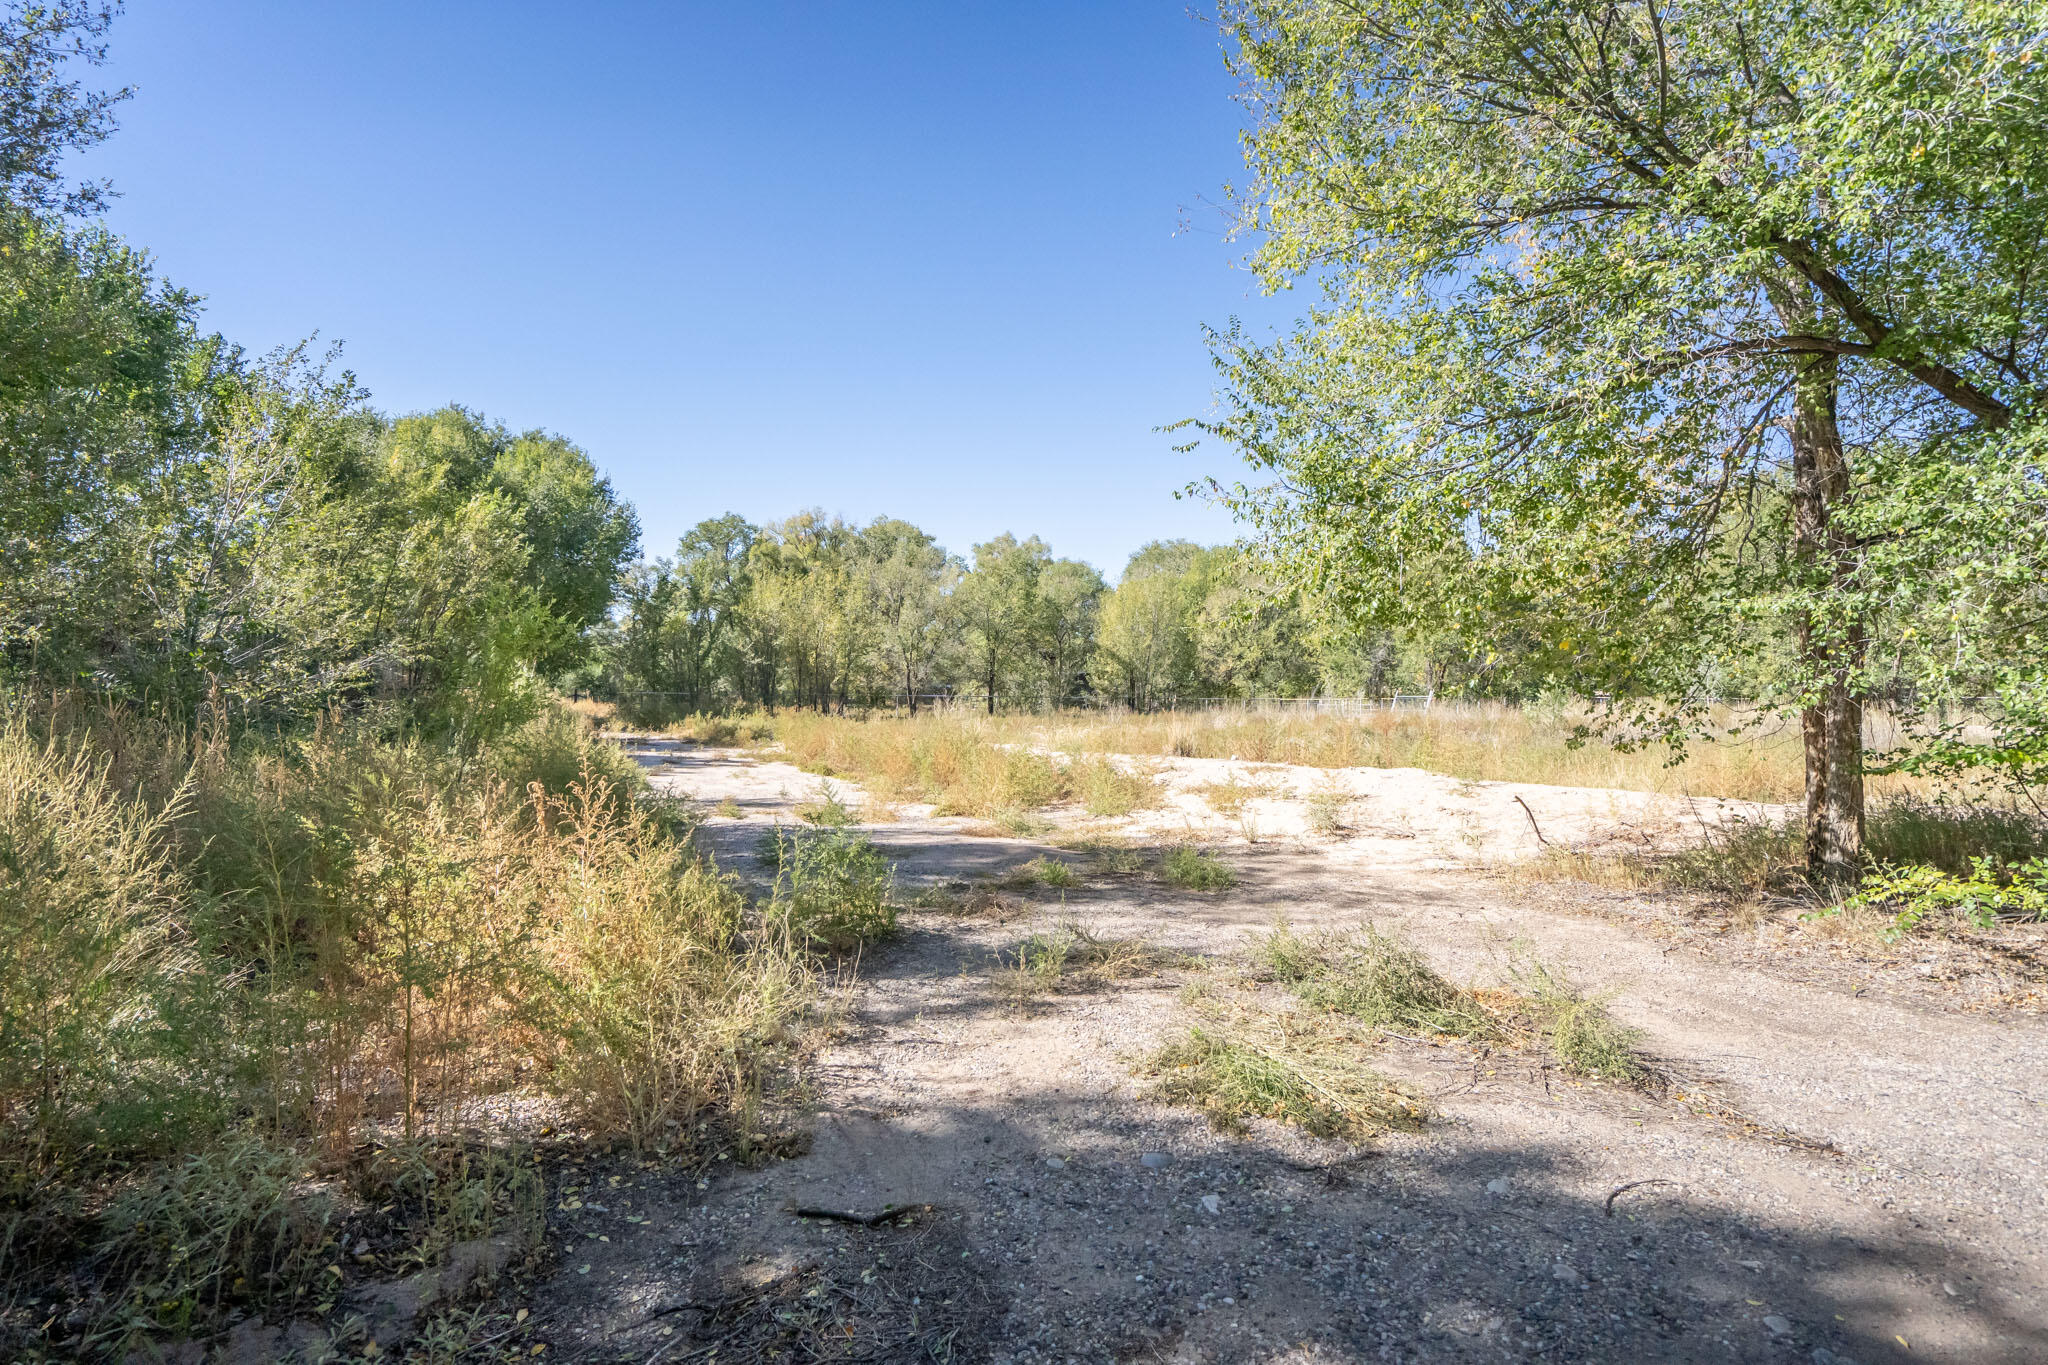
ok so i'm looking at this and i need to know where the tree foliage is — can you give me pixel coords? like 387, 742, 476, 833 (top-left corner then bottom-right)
1192, 0, 2048, 877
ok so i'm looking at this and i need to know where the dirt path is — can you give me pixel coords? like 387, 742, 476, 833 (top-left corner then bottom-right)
532, 739, 2048, 1365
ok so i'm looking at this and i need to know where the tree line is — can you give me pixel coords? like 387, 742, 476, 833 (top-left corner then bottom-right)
0, 10, 637, 739
587, 517, 1545, 717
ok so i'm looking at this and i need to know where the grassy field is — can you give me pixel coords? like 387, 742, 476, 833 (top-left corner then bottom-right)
660, 702, 1861, 804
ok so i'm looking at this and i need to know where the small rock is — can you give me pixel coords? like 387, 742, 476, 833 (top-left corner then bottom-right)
1812, 1349, 1858, 1365
1942, 1281, 1959, 1297
1199, 1194, 1222, 1215
1140, 1152, 1172, 1170
1551, 1262, 1582, 1285
353, 1238, 371, 1256
1763, 1314, 1792, 1336
1485, 1178, 1511, 1195
1045, 1157, 1067, 1171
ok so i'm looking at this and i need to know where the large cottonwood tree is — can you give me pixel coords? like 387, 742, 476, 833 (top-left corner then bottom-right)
1199, 0, 2048, 882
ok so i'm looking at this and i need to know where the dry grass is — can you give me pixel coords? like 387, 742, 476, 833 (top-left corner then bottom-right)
1253, 921, 1656, 1085
1139, 1010, 1427, 1141
994, 920, 1183, 998
0, 699, 842, 1355
699, 704, 1973, 809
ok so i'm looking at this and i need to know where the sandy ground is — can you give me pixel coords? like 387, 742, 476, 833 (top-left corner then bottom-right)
520, 738, 2048, 1365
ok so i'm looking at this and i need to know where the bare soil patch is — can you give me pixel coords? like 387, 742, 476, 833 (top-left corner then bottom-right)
504, 736, 2048, 1364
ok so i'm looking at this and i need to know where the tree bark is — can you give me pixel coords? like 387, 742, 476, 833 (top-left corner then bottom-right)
1787, 352, 1866, 885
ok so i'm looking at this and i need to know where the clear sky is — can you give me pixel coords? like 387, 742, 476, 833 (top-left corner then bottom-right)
83, 2, 1293, 579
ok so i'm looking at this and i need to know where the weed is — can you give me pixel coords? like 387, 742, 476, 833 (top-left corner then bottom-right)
1305, 785, 1349, 835
1139, 1021, 1425, 1141
1003, 855, 1079, 890
1506, 952, 1654, 1085
767, 827, 896, 952
1254, 922, 1497, 1039
716, 797, 743, 819
1161, 846, 1236, 891
795, 781, 858, 827
1196, 776, 1271, 819
1073, 757, 1162, 817
996, 920, 1177, 997
987, 807, 1054, 838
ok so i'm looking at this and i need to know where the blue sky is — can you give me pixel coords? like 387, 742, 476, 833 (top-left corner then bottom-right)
84, 2, 1294, 578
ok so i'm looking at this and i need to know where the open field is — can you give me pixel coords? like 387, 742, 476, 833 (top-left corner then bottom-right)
658, 702, 1968, 805
489, 733, 2048, 1364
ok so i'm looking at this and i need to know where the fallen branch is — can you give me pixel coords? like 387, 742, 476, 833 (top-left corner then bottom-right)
1514, 795, 1550, 846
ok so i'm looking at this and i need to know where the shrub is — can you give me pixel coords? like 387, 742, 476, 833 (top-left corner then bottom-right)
0, 719, 199, 1150
1161, 846, 1236, 891
767, 828, 896, 952
489, 706, 645, 801
1841, 857, 2048, 939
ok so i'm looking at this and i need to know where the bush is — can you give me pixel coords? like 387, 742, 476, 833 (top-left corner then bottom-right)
767, 828, 896, 952
1842, 857, 2048, 939
0, 719, 200, 1151
1161, 846, 1236, 891
490, 705, 646, 800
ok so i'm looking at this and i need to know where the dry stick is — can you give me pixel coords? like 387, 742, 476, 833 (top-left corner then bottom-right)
1604, 1178, 1680, 1217
1513, 795, 1550, 846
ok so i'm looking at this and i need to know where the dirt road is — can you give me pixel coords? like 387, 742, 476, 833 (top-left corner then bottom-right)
531, 738, 2047, 1364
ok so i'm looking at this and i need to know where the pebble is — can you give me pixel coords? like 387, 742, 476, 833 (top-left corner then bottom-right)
1485, 1178, 1511, 1195
1200, 1194, 1222, 1215
1140, 1152, 1172, 1170
1763, 1314, 1791, 1336
1045, 1157, 1066, 1171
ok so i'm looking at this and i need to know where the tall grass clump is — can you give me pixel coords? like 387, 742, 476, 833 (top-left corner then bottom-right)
0, 717, 206, 1153
0, 697, 827, 1356
1254, 922, 1495, 1039
755, 711, 1163, 819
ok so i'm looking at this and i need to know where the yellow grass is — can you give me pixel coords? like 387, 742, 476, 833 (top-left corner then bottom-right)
706, 704, 1941, 806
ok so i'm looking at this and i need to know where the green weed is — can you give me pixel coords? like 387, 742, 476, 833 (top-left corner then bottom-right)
1161, 846, 1236, 891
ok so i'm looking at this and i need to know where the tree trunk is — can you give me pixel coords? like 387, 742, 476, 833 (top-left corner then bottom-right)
1788, 352, 1866, 885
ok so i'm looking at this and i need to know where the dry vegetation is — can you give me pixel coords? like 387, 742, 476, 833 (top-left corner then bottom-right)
0, 700, 880, 1360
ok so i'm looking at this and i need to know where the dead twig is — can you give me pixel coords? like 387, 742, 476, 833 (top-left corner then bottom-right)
1514, 795, 1550, 846
1604, 1178, 1680, 1216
